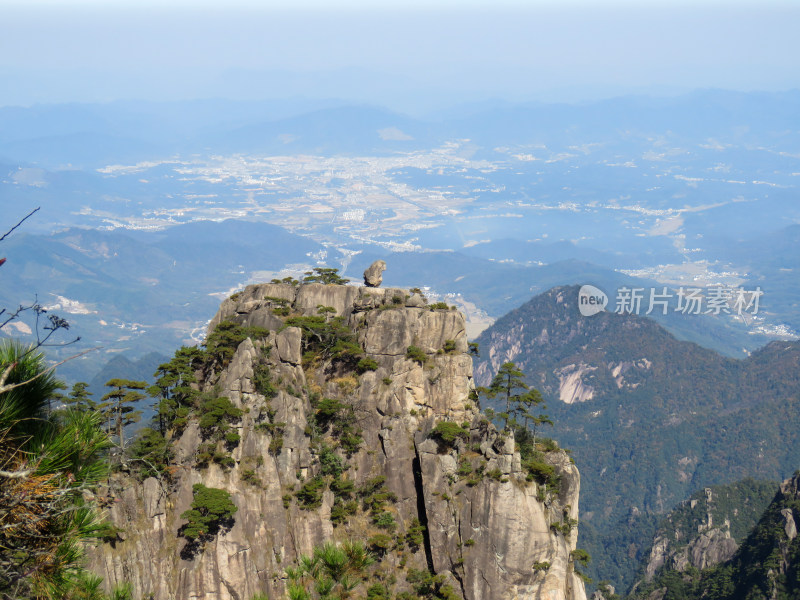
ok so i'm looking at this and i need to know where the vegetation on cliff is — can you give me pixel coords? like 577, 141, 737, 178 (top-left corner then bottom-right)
628, 475, 800, 600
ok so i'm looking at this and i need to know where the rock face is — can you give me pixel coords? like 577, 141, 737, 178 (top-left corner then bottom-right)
363, 259, 387, 287
631, 474, 800, 600
634, 478, 777, 592
89, 282, 587, 600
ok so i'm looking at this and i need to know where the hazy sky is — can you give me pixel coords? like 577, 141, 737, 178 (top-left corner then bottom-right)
2, 0, 798, 110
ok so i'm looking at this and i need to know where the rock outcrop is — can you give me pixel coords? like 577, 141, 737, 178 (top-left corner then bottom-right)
629, 478, 777, 598
630, 474, 800, 600
89, 282, 587, 600
363, 260, 387, 287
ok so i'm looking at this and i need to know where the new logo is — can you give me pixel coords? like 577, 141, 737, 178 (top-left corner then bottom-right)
578, 285, 608, 316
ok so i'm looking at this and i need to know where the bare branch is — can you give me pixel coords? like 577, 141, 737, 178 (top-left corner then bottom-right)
0, 304, 30, 331
0, 207, 40, 243
0, 468, 32, 479
0, 363, 16, 393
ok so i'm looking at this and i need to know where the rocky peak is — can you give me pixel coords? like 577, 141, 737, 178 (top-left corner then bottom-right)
90, 281, 587, 600
634, 478, 777, 589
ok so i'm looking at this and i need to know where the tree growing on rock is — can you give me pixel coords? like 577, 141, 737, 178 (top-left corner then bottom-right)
484, 361, 552, 441
180, 484, 238, 556
485, 361, 527, 430
100, 378, 146, 455
302, 267, 350, 285
148, 345, 204, 434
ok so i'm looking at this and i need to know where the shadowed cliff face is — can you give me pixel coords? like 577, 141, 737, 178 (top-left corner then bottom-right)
89, 282, 587, 600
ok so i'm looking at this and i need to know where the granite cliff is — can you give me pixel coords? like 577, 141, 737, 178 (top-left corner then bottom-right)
89, 281, 587, 600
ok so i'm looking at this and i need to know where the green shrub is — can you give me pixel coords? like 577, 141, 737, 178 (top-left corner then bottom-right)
487, 468, 503, 481
181, 484, 238, 541
368, 533, 394, 556
537, 437, 559, 452
373, 511, 397, 531
457, 457, 472, 478
428, 421, 468, 449
359, 476, 397, 513
204, 320, 269, 368
522, 456, 560, 492
330, 477, 355, 498
442, 340, 457, 353
571, 548, 591, 567
367, 582, 392, 599
428, 302, 450, 310
550, 517, 578, 536
406, 345, 428, 365
129, 427, 172, 480
313, 397, 363, 455
270, 276, 300, 286
197, 441, 235, 469
264, 295, 290, 306
315, 397, 345, 428
198, 396, 243, 437
253, 360, 278, 398
406, 517, 426, 551
296, 476, 326, 510
319, 444, 346, 478
265, 296, 291, 316
406, 569, 460, 599
240, 469, 262, 487
285, 314, 363, 368
357, 357, 379, 373
330, 499, 358, 526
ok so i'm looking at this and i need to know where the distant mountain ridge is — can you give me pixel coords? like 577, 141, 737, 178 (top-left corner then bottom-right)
3, 89, 798, 167
472, 285, 800, 589
0, 220, 326, 384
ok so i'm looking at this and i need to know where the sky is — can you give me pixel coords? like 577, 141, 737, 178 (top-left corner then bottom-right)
1, 0, 799, 111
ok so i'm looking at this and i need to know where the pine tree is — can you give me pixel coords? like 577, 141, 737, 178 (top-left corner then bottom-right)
0, 341, 112, 598
148, 346, 204, 434
487, 361, 528, 430
101, 378, 146, 455
302, 267, 350, 285
63, 381, 96, 411
485, 362, 552, 442
514, 388, 552, 445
